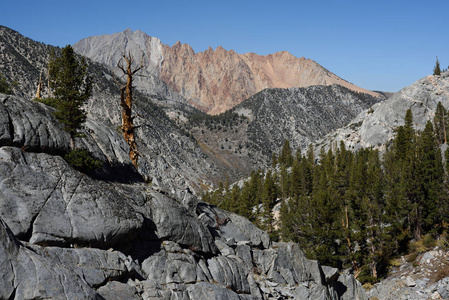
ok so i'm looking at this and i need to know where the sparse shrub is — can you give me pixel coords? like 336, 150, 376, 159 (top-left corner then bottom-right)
389, 258, 402, 267
405, 252, 419, 263
409, 239, 427, 253
437, 231, 449, 249
64, 149, 103, 172
362, 282, 375, 291
0, 74, 12, 94
357, 266, 380, 285
422, 234, 437, 249
35, 97, 59, 107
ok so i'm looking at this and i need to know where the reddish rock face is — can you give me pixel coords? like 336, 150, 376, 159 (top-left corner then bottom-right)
160, 43, 380, 114
75, 29, 381, 115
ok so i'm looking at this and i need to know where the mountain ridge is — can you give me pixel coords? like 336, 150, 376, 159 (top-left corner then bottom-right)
313, 72, 449, 154
74, 28, 383, 114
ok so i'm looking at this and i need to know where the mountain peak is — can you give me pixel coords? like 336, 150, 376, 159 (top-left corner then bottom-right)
74, 29, 383, 114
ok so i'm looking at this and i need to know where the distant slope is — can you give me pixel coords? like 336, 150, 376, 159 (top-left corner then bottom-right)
0, 25, 53, 98
314, 72, 449, 153
74, 28, 384, 115
233, 85, 379, 153
185, 85, 380, 177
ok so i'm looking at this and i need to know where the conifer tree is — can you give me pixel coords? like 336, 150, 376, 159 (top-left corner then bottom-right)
415, 121, 444, 237
434, 57, 442, 76
48, 45, 91, 142
239, 181, 253, 219
279, 140, 293, 167
290, 155, 303, 199
261, 170, 278, 233
434, 102, 447, 144
279, 165, 289, 201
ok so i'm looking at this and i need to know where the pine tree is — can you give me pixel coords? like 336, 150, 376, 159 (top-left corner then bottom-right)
47, 45, 91, 141
434, 57, 442, 76
279, 165, 290, 201
383, 119, 413, 255
415, 121, 444, 237
279, 140, 293, 167
261, 170, 278, 233
434, 102, 447, 144
239, 181, 253, 219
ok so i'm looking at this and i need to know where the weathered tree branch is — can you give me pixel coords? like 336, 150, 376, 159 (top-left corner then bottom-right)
113, 51, 144, 167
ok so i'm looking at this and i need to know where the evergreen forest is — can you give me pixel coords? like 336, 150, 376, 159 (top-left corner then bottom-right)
202, 104, 449, 283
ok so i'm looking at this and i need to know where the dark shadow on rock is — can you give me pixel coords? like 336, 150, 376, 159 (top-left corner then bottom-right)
196, 202, 221, 238
89, 162, 145, 183
329, 279, 348, 298
119, 217, 162, 263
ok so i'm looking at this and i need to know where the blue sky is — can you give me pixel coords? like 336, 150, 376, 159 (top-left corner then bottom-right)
2, 0, 448, 92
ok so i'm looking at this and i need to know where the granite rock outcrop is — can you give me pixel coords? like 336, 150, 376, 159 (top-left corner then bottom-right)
0, 92, 367, 299
314, 72, 449, 153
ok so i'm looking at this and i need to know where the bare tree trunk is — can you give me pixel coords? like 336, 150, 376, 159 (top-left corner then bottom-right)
116, 52, 143, 167
342, 205, 360, 278
368, 214, 378, 278
36, 71, 43, 99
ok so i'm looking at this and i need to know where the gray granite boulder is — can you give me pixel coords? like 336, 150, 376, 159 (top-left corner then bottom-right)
207, 255, 250, 293
148, 191, 217, 254
0, 94, 71, 153
0, 217, 102, 299
97, 281, 141, 300
0, 146, 146, 247
27, 245, 144, 288
197, 203, 270, 249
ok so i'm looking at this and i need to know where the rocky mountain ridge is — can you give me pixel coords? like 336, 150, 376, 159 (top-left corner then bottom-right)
314, 72, 449, 154
74, 28, 383, 114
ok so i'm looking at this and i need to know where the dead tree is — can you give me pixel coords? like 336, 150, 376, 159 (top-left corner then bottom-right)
115, 51, 143, 167
35, 71, 43, 99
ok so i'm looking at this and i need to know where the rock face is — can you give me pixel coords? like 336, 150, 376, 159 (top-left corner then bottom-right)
74, 28, 382, 114
315, 72, 449, 153
0, 92, 367, 299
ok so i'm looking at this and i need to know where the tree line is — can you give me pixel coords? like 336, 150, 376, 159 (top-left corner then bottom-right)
203, 104, 449, 283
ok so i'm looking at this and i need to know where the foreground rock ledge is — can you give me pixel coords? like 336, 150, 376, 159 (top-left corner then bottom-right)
0, 174, 367, 299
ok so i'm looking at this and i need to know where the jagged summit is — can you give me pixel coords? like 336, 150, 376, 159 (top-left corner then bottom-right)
74, 28, 383, 114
